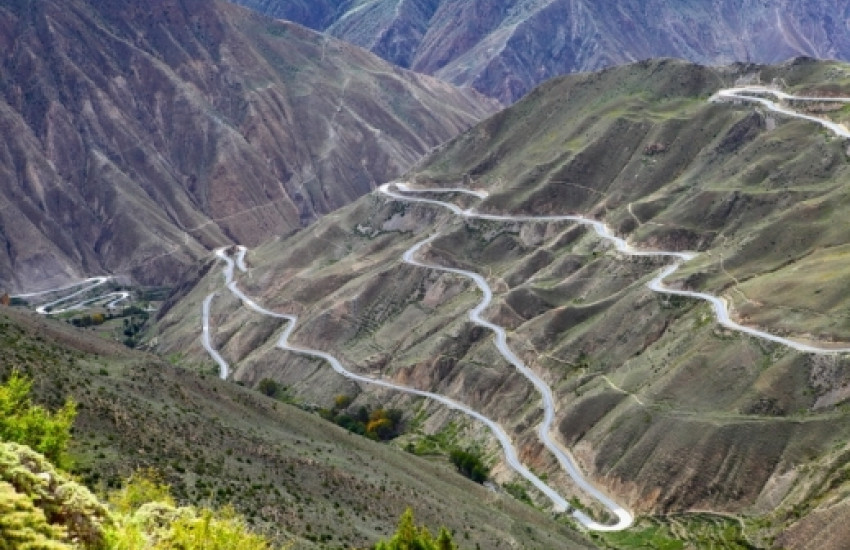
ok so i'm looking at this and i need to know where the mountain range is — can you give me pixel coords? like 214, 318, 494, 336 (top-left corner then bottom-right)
0, 0, 495, 292
5, 0, 850, 548
233, 0, 850, 103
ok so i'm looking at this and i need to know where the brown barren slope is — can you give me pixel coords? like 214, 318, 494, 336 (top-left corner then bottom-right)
0, 0, 497, 292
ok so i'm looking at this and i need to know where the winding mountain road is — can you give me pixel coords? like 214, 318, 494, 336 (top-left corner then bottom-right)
13, 277, 110, 299
205, 244, 632, 530
402, 233, 633, 530
199, 86, 850, 533
712, 86, 850, 138
648, 265, 850, 353
202, 248, 251, 380
202, 293, 231, 380
382, 184, 850, 354
11, 276, 116, 315
12, 276, 133, 315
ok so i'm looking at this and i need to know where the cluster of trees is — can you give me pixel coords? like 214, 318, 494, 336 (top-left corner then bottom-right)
71, 312, 107, 328
448, 448, 489, 484
320, 395, 404, 441
374, 508, 457, 550
64, 305, 150, 348
121, 315, 147, 348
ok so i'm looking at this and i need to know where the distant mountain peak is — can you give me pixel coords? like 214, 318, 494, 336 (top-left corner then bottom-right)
232, 0, 850, 103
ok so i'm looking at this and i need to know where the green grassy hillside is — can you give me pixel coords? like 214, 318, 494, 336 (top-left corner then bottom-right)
0, 308, 593, 549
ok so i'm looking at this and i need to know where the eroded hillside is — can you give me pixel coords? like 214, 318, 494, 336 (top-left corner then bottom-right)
157, 58, 850, 548
0, 0, 496, 292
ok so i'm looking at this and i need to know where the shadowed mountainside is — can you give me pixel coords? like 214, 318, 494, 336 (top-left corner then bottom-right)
233, 0, 850, 103
0, 0, 496, 292
158, 58, 850, 547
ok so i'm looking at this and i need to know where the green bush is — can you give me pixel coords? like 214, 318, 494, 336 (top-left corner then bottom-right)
0, 373, 278, 549
107, 471, 275, 549
448, 449, 488, 483
154, 506, 272, 550
374, 508, 457, 550
0, 371, 76, 469
257, 379, 281, 398
0, 442, 112, 548
0, 447, 282, 549
0, 480, 71, 550
109, 470, 174, 515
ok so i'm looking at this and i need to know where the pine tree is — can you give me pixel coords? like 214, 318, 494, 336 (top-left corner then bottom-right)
374, 508, 459, 550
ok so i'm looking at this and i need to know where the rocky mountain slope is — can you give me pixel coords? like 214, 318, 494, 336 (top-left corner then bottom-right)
157, 58, 850, 547
0, 0, 496, 293
233, 0, 850, 103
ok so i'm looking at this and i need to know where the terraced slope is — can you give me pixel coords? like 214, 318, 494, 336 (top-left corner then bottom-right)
0, 0, 497, 292
157, 58, 850, 547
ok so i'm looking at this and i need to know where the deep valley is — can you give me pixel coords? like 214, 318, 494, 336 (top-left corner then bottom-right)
4, 1, 850, 548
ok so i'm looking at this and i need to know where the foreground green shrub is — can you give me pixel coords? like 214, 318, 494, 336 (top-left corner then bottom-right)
0, 441, 112, 548
0, 371, 76, 469
0, 481, 71, 550
108, 471, 274, 550
156, 506, 271, 550
108, 470, 174, 516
